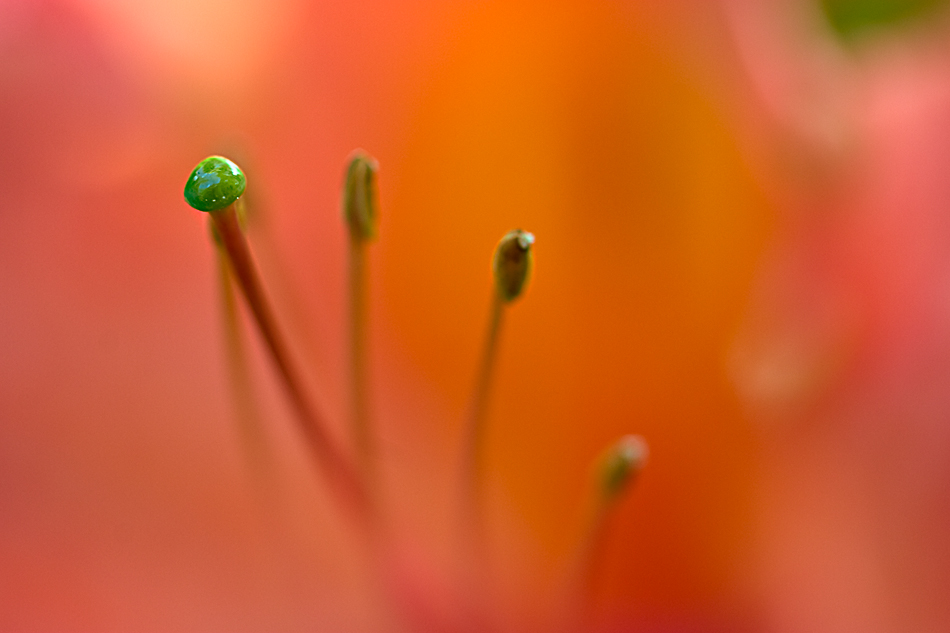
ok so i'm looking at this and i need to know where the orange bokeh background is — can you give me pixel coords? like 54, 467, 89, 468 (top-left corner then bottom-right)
0, 0, 772, 630
380, 2, 769, 629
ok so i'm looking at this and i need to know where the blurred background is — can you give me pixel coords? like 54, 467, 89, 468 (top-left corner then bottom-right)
2, 0, 950, 631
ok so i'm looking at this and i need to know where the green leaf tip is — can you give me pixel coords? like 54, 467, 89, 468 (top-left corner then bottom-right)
184, 156, 247, 212
599, 434, 648, 500
342, 150, 379, 241
821, 0, 948, 39
493, 229, 535, 303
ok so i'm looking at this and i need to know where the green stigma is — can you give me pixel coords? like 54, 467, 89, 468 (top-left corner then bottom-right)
184, 156, 247, 212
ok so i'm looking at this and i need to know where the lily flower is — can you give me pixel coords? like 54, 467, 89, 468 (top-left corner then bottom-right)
0, 1, 771, 631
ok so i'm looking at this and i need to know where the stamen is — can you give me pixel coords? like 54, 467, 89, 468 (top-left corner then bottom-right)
564, 435, 648, 629
462, 229, 536, 514
456, 229, 536, 627
184, 156, 369, 522
342, 150, 380, 482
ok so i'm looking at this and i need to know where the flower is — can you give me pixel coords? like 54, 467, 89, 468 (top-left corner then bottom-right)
0, 1, 770, 630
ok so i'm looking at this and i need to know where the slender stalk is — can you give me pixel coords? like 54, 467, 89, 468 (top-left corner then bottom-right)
462, 291, 505, 512
209, 204, 368, 521
348, 231, 373, 477
215, 234, 270, 480
564, 496, 612, 630
450, 291, 506, 632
